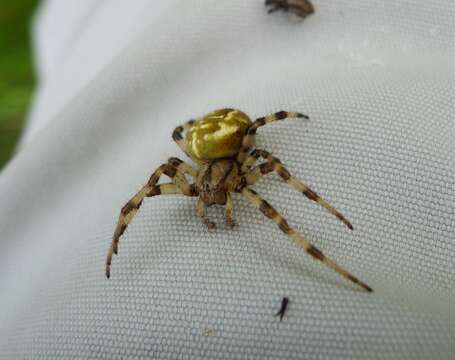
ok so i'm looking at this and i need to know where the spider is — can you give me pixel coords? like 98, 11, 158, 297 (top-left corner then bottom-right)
265, 0, 315, 18
105, 108, 372, 292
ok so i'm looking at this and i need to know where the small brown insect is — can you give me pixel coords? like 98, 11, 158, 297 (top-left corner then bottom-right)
105, 108, 372, 293
275, 297, 289, 321
265, 0, 315, 18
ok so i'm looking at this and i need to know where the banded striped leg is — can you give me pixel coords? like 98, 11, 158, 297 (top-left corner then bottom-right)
106, 183, 186, 278
167, 157, 199, 195
197, 198, 215, 229
241, 187, 372, 292
241, 149, 271, 173
106, 160, 196, 278
245, 151, 353, 230
237, 110, 308, 164
168, 157, 198, 178
172, 120, 196, 160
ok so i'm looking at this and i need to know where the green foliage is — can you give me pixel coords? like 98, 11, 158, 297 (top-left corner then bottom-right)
0, 0, 39, 169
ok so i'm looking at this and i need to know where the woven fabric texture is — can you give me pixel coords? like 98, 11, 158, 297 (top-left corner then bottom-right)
0, 1, 454, 359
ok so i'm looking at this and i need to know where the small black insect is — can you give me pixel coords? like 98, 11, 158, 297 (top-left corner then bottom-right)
275, 297, 289, 321
265, 0, 315, 18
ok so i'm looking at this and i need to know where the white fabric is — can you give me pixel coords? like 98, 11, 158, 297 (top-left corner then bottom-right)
1, 0, 455, 358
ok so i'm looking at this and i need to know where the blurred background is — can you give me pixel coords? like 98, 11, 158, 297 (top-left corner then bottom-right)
0, 0, 39, 170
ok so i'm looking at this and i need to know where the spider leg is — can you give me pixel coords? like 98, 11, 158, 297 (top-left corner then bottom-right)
172, 119, 196, 160
225, 192, 235, 227
106, 160, 197, 278
241, 187, 372, 292
168, 157, 198, 178
241, 149, 271, 173
167, 157, 199, 192
244, 150, 353, 230
106, 183, 187, 278
197, 198, 216, 229
237, 111, 308, 164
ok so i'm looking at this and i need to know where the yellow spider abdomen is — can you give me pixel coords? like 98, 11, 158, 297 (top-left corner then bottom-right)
186, 108, 252, 160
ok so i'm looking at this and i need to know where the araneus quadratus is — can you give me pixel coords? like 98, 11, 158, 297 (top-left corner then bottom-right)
106, 109, 372, 292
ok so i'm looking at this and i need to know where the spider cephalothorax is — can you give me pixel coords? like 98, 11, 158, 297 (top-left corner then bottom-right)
265, 0, 315, 18
106, 108, 372, 292
196, 160, 238, 207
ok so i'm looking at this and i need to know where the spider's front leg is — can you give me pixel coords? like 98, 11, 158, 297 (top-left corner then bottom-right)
106, 158, 198, 278
237, 111, 308, 164
244, 150, 353, 230
241, 187, 371, 292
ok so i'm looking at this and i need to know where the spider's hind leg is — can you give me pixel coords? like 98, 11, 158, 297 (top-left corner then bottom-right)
241, 187, 371, 292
